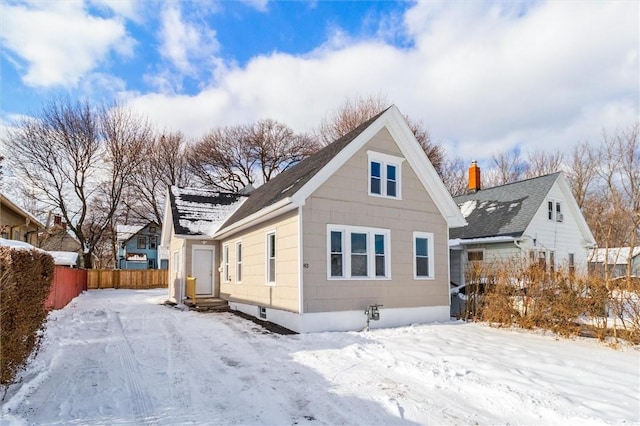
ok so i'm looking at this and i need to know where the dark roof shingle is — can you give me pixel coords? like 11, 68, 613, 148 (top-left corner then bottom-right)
219, 108, 390, 229
450, 173, 560, 240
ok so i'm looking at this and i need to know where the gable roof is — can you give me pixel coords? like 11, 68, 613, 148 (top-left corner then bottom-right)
116, 222, 160, 244
0, 193, 45, 229
220, 109, 388, 230
216, 105, 465, 238
168, 186, 247, 237
450, 173, 561, 240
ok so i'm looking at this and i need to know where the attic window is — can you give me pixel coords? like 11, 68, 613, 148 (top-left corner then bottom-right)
367, 151, 404, 199
548, 200, 563, 222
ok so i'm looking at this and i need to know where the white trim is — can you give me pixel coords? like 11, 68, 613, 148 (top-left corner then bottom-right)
288, 106, 466, 228
367, 150, 404, 200
228, 301, 449, 333
449, 236, 517, 248
265, 230, 276, 286
413, 231, 435, 280
326, 224, 391, 280
191, 244, 215, 296
235, 240, 242, 284
298, 206, 304, 314
215, 198, 293, 239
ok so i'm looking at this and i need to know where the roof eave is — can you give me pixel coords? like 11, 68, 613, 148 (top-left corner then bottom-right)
214, 197, 295, 240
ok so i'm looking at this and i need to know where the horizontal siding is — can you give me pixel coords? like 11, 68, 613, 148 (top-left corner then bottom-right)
302, 128, 449, 313
220, 210, 300, 312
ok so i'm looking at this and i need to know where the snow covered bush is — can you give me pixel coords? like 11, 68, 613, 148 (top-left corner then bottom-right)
0, 247, 54, 384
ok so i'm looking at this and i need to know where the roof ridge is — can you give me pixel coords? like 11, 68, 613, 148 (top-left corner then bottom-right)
478, 171, 561, 192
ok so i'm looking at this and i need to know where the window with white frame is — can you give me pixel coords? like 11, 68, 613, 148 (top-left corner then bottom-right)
223, 244, 230, 282
414, 232, 435, 279
266, 232, 276, 285
547, 199, 563, 222
327, 225, 390, 279
368, 151, 403, 199
236, 241, 242, 283
467, 249, 484, 263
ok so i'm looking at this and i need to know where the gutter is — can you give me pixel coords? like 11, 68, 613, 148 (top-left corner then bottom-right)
449, 235, 518, 249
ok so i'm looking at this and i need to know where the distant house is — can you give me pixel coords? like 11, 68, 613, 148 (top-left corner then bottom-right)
117, 222, 165, 269
589, 247, 640, 278
39, 215, 83, 266
162, 106, 466, 332
449, 163, 597, 289
0, 193, 44, 246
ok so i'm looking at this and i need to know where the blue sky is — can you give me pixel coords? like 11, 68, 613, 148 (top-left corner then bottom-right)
1, 0, 638, 163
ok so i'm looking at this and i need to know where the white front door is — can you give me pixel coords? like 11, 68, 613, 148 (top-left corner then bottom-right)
193, 247, 214, 295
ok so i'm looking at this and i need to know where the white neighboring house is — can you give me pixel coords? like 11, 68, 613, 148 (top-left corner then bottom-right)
589, 247, 640, 278
449, 163, 597, 289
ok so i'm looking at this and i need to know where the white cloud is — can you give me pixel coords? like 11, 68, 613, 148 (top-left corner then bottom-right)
158, 3, 220, 77
125, 1, 638, 162
239, 0, 269, 13
0, 1, 134, 88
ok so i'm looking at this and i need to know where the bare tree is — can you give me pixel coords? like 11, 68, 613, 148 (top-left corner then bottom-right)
565, 141, 597, 209
524, 149, 564, 179
440, 155, 468, 197
483, 150, 526, 187
123, 130, 191, 225
4, 99, 149, 268
316, 95, 446, 174
187, 119, 319, 191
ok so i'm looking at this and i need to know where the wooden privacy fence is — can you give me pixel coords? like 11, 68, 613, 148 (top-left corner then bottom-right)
45, 266, 88, 311
87, 269, 168, 289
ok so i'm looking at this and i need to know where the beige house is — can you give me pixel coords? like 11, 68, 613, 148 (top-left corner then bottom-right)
161, 106, 466, 332
0, 193, 44, 246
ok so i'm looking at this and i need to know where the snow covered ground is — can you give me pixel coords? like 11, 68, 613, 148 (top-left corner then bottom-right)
2, 289, 639, 425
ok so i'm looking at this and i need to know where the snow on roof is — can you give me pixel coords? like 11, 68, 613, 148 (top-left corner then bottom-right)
47, 251, 79, 266
590, 247, 640, 264
116, 224, 145, 242
0, 237, 44, 251
170, 187, 248, 236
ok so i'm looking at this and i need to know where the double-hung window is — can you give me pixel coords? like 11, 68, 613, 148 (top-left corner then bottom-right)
368, 151, 403, 199
236, 242, 242, 283
414, 232, 435, 279
327, 225, 390, 279
547, 199, 563, 222
266, 232, 276, 285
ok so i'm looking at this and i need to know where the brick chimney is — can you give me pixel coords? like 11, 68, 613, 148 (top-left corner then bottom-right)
468, 160, 481, 193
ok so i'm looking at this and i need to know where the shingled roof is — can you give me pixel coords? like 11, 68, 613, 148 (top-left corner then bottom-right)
219, 108, 390, 230
450, 173, 561, 240
169, 187, 247, 236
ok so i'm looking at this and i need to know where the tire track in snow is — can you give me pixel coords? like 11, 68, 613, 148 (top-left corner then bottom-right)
112, 311, 155, 425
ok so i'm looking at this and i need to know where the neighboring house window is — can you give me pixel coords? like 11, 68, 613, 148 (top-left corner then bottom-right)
467, 250, 484, 262
538, 251, 547, 269
368, 151, 403, 199
266, 232, 276, 285
547, 199, 563, 222
137, 236, 146, 249
414, 232, 435, 279
568, 253, 575, 277
149, 225, 157, 233
327, 225, 390, 279
223, 244, 230, 282
236, 242, 242, 283
149, 236, 157, 250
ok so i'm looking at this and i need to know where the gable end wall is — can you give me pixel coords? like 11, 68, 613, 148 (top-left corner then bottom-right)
302, 128, 449, 313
